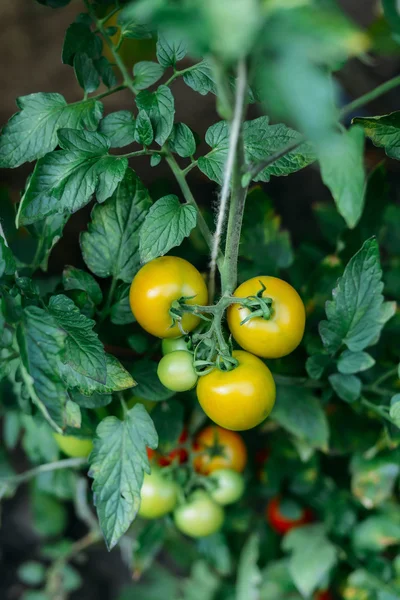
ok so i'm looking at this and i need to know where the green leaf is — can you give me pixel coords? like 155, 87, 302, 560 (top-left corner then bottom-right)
306, 354, 331, 380
0, 93, 102, 168
197, 533, 232, 577
150, 153, 162, 167
283, 524, 338, 598
236, 534, 262, 600
198, 118, 314, 185
21, 415, 59, 464
62, 22, 102, 66
110, 284, 135, 325
181, 561, 221, 600
130, 360, 175, 401
99, 111, 136, 148
260, 560, 303, 600
65, 399, 81, 428
168, 123, 196, 158
134, 110, 154, 146
151, 399, 184, 452
29, 213, 68, 271
329, 373, 361, 403
94, 56, 118, 89
118, 18, 152, 40
383, 0, 400, 35
351, 453, 400, 509
62, 266, 103, 306
89, 404, 158, 550
63, 353, 134, 396
337, 350, 375, 374
318, 127, 366, 228
319, 238, 395, 354
271, 387, 329, 451
0, 238, 16, 279
32, 487, 67, 537
133, 61, 165, 91
16, 307, 68, 426
17, 562, 46, 586
70, 390, 111, 409
73, 53, 100, 94
390, 394, 400, 427
139, 195, 197, 262
81, 168, 151, 282
48, 294, 107, 387
353, 515, 400, 552
17, 129, 128, 226
183, 61, 216, 95
353, 112, 400, 160
133, 520, 167, 577
156, 32, 188, 67
136, 85, 175, 146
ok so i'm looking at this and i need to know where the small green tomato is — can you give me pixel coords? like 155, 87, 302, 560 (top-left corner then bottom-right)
162, 337, 190, 355
139, 468, 179, 519
174, 490, 224, 538
209, 469, 245, 505
157, 350, 198, 392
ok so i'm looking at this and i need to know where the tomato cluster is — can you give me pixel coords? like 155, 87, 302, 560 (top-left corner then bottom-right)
138, 425, 246, 538
129, 256, 305, 431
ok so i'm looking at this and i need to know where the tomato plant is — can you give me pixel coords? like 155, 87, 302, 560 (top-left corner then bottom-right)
1, 0, 400, 597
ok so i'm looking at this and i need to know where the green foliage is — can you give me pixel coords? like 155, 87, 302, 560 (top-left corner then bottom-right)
99, 111, 136, 148
135, 86, 175, 146
354, 112, 400, 160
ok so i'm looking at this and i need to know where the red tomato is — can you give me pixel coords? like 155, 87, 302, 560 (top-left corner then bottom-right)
314, 591, 333, 600
147, 430, 188, 466
266, 496, 313, 535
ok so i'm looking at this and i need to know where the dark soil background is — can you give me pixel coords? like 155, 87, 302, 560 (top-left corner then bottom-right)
0, 0, 399, 599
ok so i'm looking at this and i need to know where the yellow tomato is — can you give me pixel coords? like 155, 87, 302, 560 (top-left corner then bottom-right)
227, 276, 305, 359
196, 350, 276, 431
194, 426, 247, 474
53, 434, 93, 458
129, 256, 208, 338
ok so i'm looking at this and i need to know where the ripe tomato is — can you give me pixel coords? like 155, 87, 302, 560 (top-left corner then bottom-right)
196, 350, 276, 431
194, 426, 247, 474
53, 434, 93, 458
209, 469, 245, 505
157, 350, 198, 392
158, 429, 188, 466
129, 256, 208, 338
314, 591, 333, 600
227, 276, 306, 359
266, 496, 313, 535
138, 468, 179, 519
162, 336, 190, 355
174, 490, 224, 538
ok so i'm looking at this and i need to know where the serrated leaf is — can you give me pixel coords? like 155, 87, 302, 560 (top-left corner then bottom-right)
236, 534, 261, 600
156, 32, 188, 67
130, 360, 175, 402
319, 127, 366, 228
16, 307, 68, 426
183, 61, 216, 95
135, 110, 154, 146
337, 350, 375, 374
65, 353, 134, 396
283, 524, 338, 598
136, 86, 175, 146
198, 117, 314, 185
89, 404, 158, 549
353, 112, 400, 160
17, 129, 128, 226
73, 53, 100, 94
319, 238, 395, 354
351, 453, 400, 509
62, 22, 102, 65
0, 93, 102, 168
62, 266, 103, 306
329, 373, 361, 403
133, 61, 165, 91
48, 294, 106, 387
168, 123, 196, 158
81, 168, 151, 282
99, 111, 136, 148
139, 195, 197, 262
271, 387, 329, 451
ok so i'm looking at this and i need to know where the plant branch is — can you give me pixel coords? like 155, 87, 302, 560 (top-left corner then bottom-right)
0, 457, 87, 486
99, 275, 117, 323
164, 64, 200, 87
209, 60, 247, 300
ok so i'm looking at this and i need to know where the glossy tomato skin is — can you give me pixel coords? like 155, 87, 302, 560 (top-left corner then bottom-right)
266, 496, 313, 535
53, 434, 93, 458
227, 276, 306, 359
157, 351, 198, 392
196, 350, 276, 431
174, 490, 224, 538
162, 337, 190, 355
130, 257, 208, 339
209, 469, 245, 505
138, 468, 179, 519
194, 426, 247, 474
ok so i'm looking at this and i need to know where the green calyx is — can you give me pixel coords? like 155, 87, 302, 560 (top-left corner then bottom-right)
240, 281, 273, 325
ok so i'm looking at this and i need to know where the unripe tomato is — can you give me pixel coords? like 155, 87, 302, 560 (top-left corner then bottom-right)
174, 490, 224, 538
227, 276, 306, 359
53, 434, 93, 458
194, 426, 247, 474
157, 351, 198, 392
196, 351, 276, 431
266, 496, 313, 535
209, 469, 245, 505
162, 337, 190, 355
138, 468, 179, 519
129, 257, 208, 338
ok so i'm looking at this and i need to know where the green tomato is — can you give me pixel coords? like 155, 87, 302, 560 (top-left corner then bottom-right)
174, 490, 224, 538
209, 469, 245, 505
139, 468, 179, 519
162, 337, 190, 355
157, 350, 198, 392
53, 434, 93, 458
